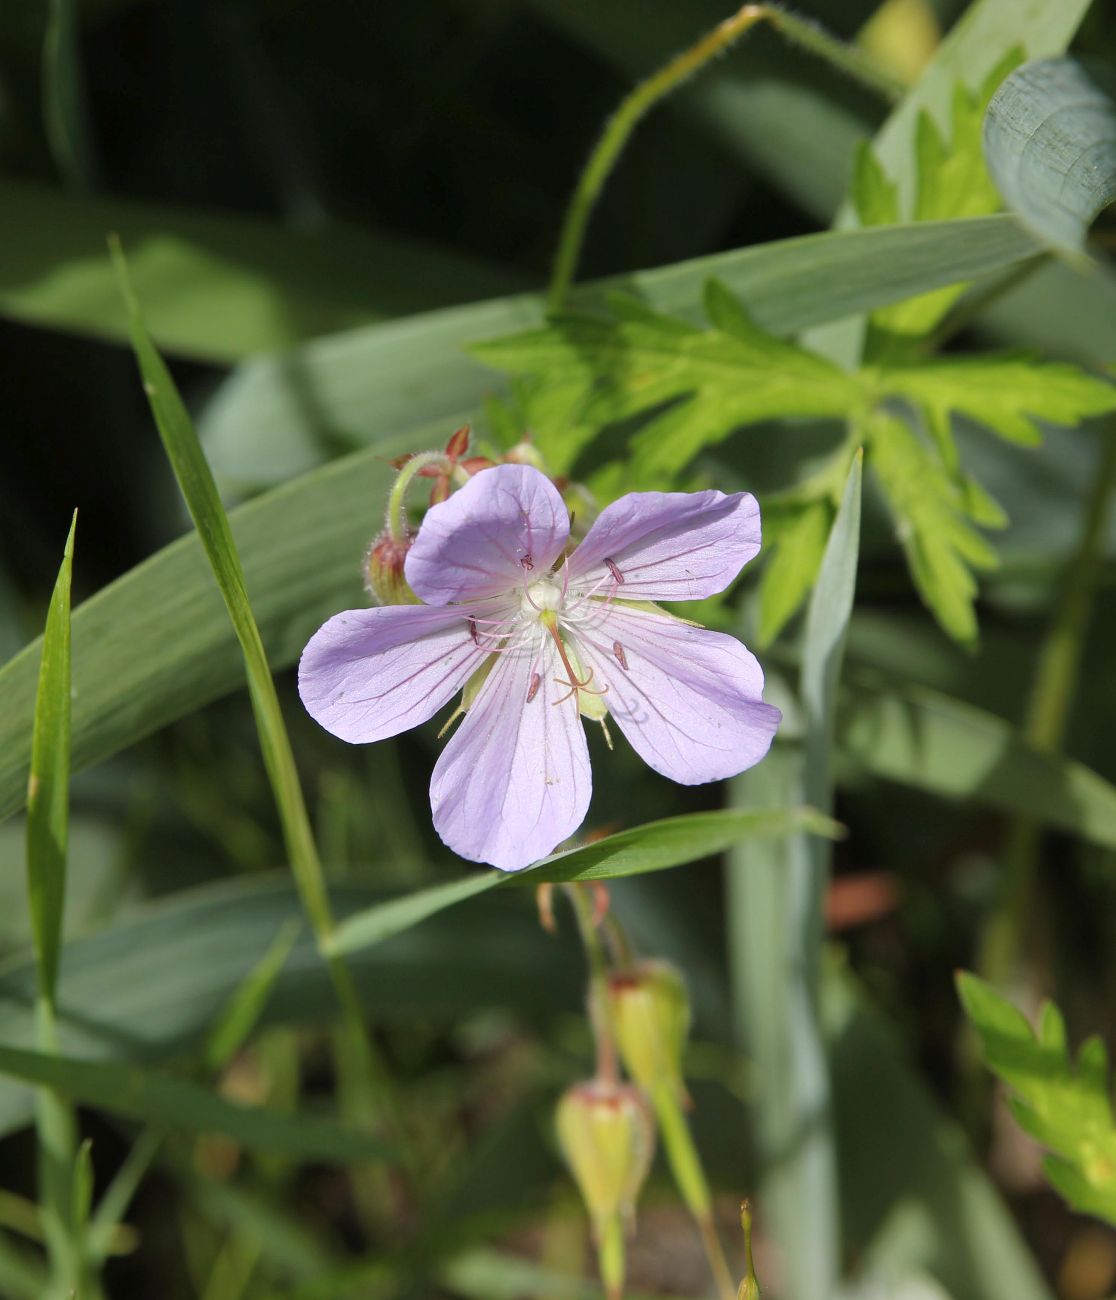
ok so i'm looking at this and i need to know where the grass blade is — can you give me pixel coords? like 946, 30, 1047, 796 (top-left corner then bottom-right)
0, 1043, 387, 1164
327, 805, 840, 957
109, 235, 333, 941
728, 454, 863, 1300
26, 513, 76, 1010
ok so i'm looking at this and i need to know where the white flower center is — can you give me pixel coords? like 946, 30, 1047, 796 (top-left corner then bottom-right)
521, 575, 564, 620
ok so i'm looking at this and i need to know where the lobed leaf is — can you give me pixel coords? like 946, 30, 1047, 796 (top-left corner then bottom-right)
201, 214, 1040, 488
959, 973, 1116, 1225
867, 412, 998, 645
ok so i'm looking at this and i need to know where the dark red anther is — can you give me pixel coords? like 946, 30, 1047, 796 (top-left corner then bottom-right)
612, 642, 629, 671
468, 617, 480, 645
604, 557, 625, 584
526, 672, 542, 704
521, 554, 535, 571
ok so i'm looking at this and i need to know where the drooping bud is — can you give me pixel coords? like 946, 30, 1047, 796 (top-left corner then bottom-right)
607, 960, 692, 1105
364, 528, 420, 606
555, 1079, 654, 1238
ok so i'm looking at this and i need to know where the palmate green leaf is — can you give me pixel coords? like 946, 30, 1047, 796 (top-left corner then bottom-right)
0, 178, 524, 363
828, 968, 1052, 1300
875, 353, 1116, 458
867, 412, 998, 646
959, 973, 1116, 1226
984, 58, 1116, 260
26, 515, 76, 1009
200, 213, 1040, 488
0, 1041, 387, 1165
0, 217, 1062, 821
472, 281, 860, 484
325, 806, 839, 958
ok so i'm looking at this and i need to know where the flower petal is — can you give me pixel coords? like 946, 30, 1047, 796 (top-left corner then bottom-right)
573, 605, 780, 784
567, 489, 760, 601
298, 604, 492, 743
430, 632, 592, 871
405, 464, 570, 605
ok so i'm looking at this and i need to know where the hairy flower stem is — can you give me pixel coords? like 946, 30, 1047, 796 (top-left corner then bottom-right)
546, 4, 902, 312
980, 427, 1116, 987
387, 452, 451, 543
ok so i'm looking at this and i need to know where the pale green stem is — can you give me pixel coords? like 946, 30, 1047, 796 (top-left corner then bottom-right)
546, 4, 902, 311
980, 427, 1116, 986
87, 1130, 161, 1263
34, 997, 92, 1300
386, 452, 450, 543
653, 1081, 736, 1300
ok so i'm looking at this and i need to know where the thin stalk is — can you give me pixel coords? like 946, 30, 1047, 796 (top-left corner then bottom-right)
387, 452, 447, 543
86, 1130, 161, 1263
980, 427, 1116, 986
653, 1081, 736, 1300
546, 4, 902, 311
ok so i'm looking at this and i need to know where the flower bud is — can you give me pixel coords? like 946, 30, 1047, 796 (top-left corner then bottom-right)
607, 960, 691, 1104
364, 529, 420, 606
555, 1079, 654, 1236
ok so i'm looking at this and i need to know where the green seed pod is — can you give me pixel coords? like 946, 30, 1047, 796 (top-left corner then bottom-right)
555, 1079, 654, 1237
364, 529, 420, 606
607, 960, 691, 1104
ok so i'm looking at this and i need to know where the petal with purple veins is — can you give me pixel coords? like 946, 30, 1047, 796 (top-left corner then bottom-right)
572, 604, 780, 785
298, 603, 499, 743
430, 632, 592, 871
567, 490, 761, 602
406, 464, 570, 606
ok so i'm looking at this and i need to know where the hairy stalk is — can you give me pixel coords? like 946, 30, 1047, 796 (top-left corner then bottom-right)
980, 427, 1116, 986
546, 4, 902, 311
387, 451, 449, 543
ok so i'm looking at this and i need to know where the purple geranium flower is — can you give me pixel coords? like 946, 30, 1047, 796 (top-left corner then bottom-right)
298, 464, 780, 872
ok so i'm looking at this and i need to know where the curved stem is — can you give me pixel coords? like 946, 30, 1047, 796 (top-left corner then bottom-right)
546, 4, 902, 312
387, 452, 448, 543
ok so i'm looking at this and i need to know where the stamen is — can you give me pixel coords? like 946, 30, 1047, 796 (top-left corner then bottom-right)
467, 617, 479, 645
612, 641, 629, 671
526, 672, 541, 704
520, 553, 535, 571
604, 557, 624, 585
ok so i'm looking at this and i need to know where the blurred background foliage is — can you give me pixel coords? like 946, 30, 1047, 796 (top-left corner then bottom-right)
4, 0, 1116, 1297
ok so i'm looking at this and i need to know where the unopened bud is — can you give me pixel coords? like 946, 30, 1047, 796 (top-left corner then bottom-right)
364, 529, 420, 606
738, 1199, 760, 1299
555, 1079, 654, 1237
607, 960, 691, 1105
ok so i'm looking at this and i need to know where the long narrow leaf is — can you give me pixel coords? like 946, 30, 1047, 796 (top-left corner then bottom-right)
26, 513, 76, 1009
728, 455, 863, 1300
326, 806, 839, 957
0, 1043, 386, 1163
110, 238, 332, 937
